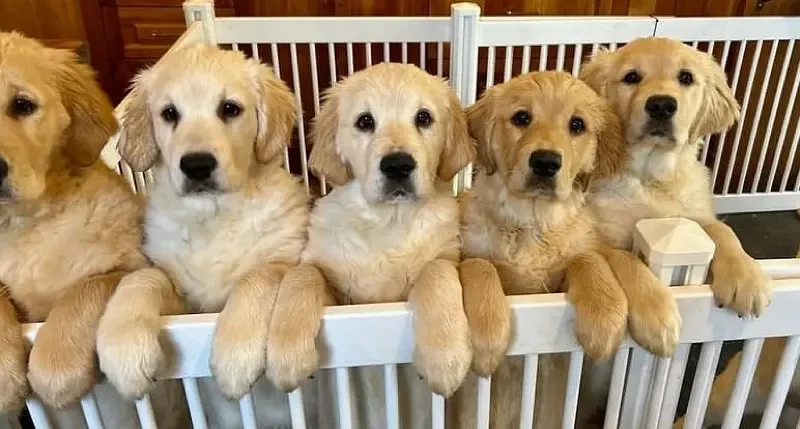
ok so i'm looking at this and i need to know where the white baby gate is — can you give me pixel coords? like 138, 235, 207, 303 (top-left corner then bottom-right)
4, 2, 800, 428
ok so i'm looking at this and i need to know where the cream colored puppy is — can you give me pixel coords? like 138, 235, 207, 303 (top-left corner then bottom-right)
96, 44, 326, 428
304, 62, 475, 427
0, 32, 149, 421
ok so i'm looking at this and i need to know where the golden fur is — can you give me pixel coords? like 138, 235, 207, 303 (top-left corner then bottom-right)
0, 31, 147, 417
96, 44, 324, 428
452, 71, 682, 428
303, 63, 475, 427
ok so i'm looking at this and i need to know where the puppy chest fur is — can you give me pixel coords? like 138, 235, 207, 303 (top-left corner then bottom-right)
302, 182, 460, 304
144, 169, 309, 312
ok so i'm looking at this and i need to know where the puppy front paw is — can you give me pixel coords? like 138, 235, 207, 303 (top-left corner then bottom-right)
711, 252, 771, 317
572, 298, 627, 362
0, 338, 29, 413
28, 324, 96, 408
414, 320, 471, 397
629, 285, 681, 357
210, 327, 267, 399
266, 320, 319, 392
97, 318, 164, 399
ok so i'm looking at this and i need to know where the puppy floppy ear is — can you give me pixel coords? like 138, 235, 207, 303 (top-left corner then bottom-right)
579, 99, 626, 187
309, 85, 351, 186
117, 72, 159, 172
51, 49, 118, 166
254, 61, 297, 163
465, 88, 496, 174
579, 48, 615, 97
691, 53, 740, 140
437, 90, 476, 181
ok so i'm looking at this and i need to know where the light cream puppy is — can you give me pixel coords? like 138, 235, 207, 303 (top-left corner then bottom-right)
305, 62, 475, 428
0, 31, 151, 425
96, 44, 326, 428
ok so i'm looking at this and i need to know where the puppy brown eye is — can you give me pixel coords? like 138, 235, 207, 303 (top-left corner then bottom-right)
161, 105, 180, 124
511, 110, 531, 127
415, 109, 433, 128
219, 101, 242, 120
569, 116, 585, 135
10, 97, 37, 117
355, 112, 375, 132
678, 70, 694, 86
622, 71, 642, 85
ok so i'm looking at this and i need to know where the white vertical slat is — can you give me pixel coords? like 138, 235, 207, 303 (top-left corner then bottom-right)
609, 42, 618, 51
644, 357, 672, 428
232, 43, 239, 51
539, 45, 548, 71
503, 46, 513, 82
682, 341, 723, 429
571, 44, 583, 76
556, 44, 566, 71
26, 398, 52, 429
437, 42, 445, 77
135, 394, 158, 429
591, 43, 600, 56
711, 40, 740, 189
658, 343, 692, 429
721, 338, 765, 429
476, 376, 491, 429
766, 40, 799, 190
519, 354, 539, 429
133, 173, 148, 195
619, 350, 655, 429
521, 45, 531, 74
604, 348, 630, 429
562, 351, 584, 429
335, 367, 353, 429
309, 42, 327, 195
270, 43, 290, 172
700, 40, 717, 163
289, 43, 311, 193
752, 40, 793, 192
432, 394, 446, 429
486, 47, 496, 88
80, 392, 104, 429
346, 43, 354, 75
238, 393, 257, 429
384, 42, 391, 62
723, 40, 763, 194
288, 388, 308, 429
182, 378, 208, 429
691, 40, 700, 49
251, 43, 259, 60
383, 364, 399, 429
401, 42, 408, 64
760, 336, 800, 429
737, 39, 779, 193
420, 42, 426, 70
366, 42, 373, 67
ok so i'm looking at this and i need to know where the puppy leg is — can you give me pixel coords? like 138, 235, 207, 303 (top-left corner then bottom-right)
565, 252, 628, 362
27, 271, 122, 408
210, 263, 288, 399
97, 268, 183, 399
459, 258, 510, 377
699, 219, 772, 317
409, 259, 472, 397
266, 264, 333, 391
602, 246, 681, 357
0, 290, 28, 414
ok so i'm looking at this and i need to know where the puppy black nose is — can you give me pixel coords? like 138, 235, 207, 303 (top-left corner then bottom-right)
645, 95, 678, 120
0, 158, 7, 184
380, 152, 416, 181
180, 152, 217, 181
529, 150, 562, 178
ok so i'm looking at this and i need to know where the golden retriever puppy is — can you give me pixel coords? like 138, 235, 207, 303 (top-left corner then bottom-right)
96, 44, 326, 428
452, 71, 681, 429
0, 31, 147, 418
304, 62, 475, 427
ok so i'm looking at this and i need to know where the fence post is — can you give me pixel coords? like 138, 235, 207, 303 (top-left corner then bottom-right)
183, 0, 217, 44
618, 218, 716, 429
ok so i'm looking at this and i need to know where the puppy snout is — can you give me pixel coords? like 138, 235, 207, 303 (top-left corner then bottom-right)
645, 95, 677, 120
0, 158, 7, 184
380, 152, 416, 181
180, 152, 218, 181
529, 150, 561, 178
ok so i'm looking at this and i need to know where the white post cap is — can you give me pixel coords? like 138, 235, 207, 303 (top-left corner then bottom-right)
633, 218, 716, 266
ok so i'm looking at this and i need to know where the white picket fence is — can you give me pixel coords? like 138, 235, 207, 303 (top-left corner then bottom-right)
5, 2, 800, 428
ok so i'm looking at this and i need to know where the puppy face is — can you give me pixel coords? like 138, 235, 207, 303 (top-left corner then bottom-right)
118, 44, 295, 196
468, 71, 624, 201
580, 37, 740, 149
0, 32, 116, 202
309, 63, 474, 204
